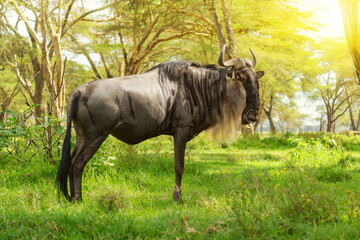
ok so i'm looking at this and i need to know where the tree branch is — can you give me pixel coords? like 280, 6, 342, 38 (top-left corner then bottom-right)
62, 4, 113, 36
10, 0, 42, 46
68, 32, 103, 79
163, 0, 214, 28
118, 31, 128, 68
332, 106, 349, 123
136, 14, 160, 53
137, 31, 192, 65
333, 96, 348, 113
61, 0, 75, 35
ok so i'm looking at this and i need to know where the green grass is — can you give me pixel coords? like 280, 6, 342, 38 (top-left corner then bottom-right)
1, 133, 360, 239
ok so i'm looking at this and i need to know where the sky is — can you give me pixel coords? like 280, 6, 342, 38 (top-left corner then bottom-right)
299, 0, 345, 38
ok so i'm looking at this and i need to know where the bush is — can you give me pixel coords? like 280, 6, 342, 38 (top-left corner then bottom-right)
231, 134, 292, 150
0, 107, 64, 164
338, 154, 359, 167
288, 136, 345, 168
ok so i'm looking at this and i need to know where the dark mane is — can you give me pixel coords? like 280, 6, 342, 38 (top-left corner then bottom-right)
189, 62, 221, 70
146, 60, 227, 78
148, 61, 232, 136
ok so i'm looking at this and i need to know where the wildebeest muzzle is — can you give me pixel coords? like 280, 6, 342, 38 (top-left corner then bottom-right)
242, 108, 259, 124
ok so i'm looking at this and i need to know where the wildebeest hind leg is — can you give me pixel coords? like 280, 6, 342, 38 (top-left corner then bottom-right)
72, 135, 108, 202
69, 137, 85, 201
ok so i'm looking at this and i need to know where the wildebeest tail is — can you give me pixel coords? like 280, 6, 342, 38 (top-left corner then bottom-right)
56, 92, 80, 202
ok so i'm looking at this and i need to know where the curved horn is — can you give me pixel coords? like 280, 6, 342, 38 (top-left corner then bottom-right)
218, 44, 226, 67
249, 48, 257, 68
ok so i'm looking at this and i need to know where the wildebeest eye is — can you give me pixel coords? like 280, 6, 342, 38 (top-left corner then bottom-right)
237, 72, 248, 83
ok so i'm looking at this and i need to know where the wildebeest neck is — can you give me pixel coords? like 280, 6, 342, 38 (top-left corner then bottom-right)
151, 61, 246, 140
151, 61, 230, 136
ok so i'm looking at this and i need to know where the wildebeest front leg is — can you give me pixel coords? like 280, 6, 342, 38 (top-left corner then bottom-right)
173, 129, 188, 204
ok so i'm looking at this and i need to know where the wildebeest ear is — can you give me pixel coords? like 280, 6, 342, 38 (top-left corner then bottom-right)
256, 71, 264, 79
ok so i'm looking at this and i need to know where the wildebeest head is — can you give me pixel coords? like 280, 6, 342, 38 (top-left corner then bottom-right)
218, 45, 264, 124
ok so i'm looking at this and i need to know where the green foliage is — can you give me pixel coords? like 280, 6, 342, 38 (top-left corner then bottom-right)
0, 107, 64, 163
231, 134, 292, 150
288, 136, 345, 167
338, 154, 358, 167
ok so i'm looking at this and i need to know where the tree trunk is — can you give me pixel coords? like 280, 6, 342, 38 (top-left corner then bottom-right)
344, 87, 356, 130
349, 104, 356, 130
339, 0, 360, 82
0, 86, 19, 122
327, 122, 332, 132
253, 121, 260, 133
34, 69, 45, 121
253, 100, 265, 132
348, 99, 358, 131
28, 23, 45, 120
326, 112, 335, 132
209, 0, 227, 56
353, 110, 360, 131
320, 115, 326, 131
264, 108, 276, 134
264, 95, 276, 134
0, 109, 5, 123
100, 52, 113, 78
220, 0, 236, 57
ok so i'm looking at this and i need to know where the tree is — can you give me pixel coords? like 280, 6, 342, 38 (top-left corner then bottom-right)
277, 104, 307, 133
314, 73, 349, 132
0, 0, 111, 120
66, 0, 216, 79
311, 39, 356, 132
339, 0, 360, 82
264, 94, 277, 134
343, 81, 360, 130
209, 0, 233, 57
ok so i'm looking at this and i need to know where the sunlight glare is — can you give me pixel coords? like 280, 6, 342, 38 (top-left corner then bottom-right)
299, 0, 345, 38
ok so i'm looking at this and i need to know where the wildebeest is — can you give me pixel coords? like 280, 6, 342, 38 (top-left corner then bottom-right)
56, 45, 264, 203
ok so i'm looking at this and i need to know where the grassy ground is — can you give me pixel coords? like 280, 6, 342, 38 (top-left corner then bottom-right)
1, 133, 360, 239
